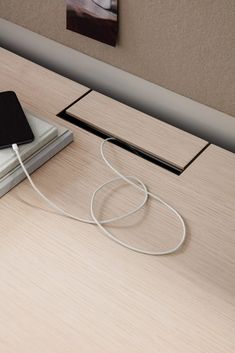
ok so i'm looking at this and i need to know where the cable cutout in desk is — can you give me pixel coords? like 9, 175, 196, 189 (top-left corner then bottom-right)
12, 138, 186, 255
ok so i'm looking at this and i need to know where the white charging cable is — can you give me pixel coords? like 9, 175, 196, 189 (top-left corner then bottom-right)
12, 138, 186, 255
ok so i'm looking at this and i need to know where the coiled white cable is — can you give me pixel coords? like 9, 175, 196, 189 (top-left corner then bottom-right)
12, 138, 186, 255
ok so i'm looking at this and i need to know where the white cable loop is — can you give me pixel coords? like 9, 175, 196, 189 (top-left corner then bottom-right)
91, 138, 186, 255
12, 138, 186, 255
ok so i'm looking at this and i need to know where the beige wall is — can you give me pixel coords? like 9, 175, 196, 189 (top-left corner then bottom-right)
0, 0, 234, 116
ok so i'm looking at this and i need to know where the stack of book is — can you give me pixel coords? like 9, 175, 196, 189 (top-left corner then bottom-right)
0, 111, 73, 197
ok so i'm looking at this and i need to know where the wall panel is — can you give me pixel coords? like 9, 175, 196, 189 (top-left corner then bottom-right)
0, 0, 234, 116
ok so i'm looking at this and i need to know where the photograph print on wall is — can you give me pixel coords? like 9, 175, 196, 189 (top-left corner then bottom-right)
66, 0, 118, 46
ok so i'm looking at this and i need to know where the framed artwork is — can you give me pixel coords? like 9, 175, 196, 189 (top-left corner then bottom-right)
66, 0, 118, 46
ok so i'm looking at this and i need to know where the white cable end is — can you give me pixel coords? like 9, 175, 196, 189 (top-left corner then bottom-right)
12, 143, 19, 152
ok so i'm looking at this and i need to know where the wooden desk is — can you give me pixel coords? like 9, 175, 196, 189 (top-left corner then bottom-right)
0, 48, 234, 353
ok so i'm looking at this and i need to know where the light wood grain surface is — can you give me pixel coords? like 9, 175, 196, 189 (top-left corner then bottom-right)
0, 48, 234, 353
67, 91, 207, 170
0, 47, 89, 115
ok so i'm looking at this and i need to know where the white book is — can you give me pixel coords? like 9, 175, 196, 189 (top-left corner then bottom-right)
0, 112, 73, 198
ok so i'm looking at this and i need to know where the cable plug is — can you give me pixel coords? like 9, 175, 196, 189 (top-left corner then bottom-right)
12, 143, 19, 152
